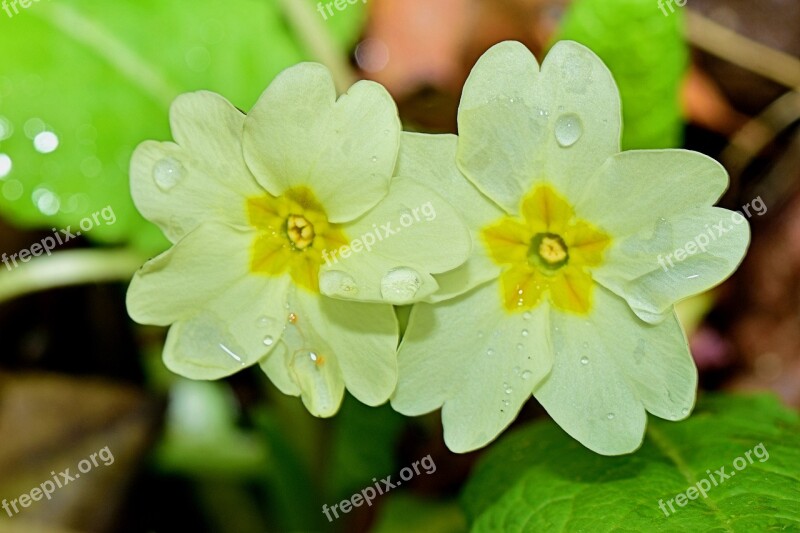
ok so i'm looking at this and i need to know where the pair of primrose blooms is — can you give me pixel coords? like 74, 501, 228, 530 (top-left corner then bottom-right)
126, 41, 749, 455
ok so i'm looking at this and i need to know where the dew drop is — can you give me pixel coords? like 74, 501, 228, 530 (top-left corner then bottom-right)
513, 366, 520, 375
554, 113, 583, 147
371, 156, 378, 163
290, 348, 336, 415
0, 116, 12, 141
502, 399, 510, 407
320, 270, 359, 297
219, 343, 244, 364
380, 267, 422, 303
504, 385, 513, 395
263, 336, 274, 347
523, 312, 531, 320
607, 412, 615, 420
521, 329, 529, 337
681, 408, 689, 415
580, 356, 589, 365
516, 343, 524, 351
153, 157, 184, 191
0, 153, 11, 179
521, 370, 532, 380
33, 131, 59, 153
486, 348, 494, 356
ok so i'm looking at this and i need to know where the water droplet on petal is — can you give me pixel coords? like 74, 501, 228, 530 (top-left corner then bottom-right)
320, 270, 359, 297
580, 356, 589, 365
370, 156, 378, 163
554, 113, 583, 147
153, 157, 184, 191
606, 412, 615, 420
219, 343, 244, 364
681, 408, 689, 415
513, 366, 520, 375
290, 349, 337, 415
523, 312, 531, 320
521, 329, 529, 337
263, 336, 274, 347
380, 267, 421, 303
516, 343, 524, 351
521, 370, 532, 380
502, 399, 510, 407
486, 348, 494, 356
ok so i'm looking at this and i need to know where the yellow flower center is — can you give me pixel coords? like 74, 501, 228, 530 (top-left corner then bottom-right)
286, 214, 315, 250
530, 233, 569, 270
246, 187, 348, 292
481, 184, 610, 315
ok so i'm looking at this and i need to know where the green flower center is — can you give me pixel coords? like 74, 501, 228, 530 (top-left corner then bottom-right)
286, 214, 315, 250
528, 232, 569, 271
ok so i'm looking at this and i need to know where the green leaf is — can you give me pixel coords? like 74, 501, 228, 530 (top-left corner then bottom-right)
462, 394, 800, 532
327, 393, 407, 502
0, 0, 364, 254
555, 0, 688, 150
372, 495, 468, 533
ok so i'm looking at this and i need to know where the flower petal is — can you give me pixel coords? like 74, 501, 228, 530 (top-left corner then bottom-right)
457, 41, 620, 213
397, 132, 503, 302
127, 222, 290, 380
548, 266, 595, 314
130, 92, 262, 243
319, 177, 471, 305
594, 207, 750, 323
574, 150, 730, 237
282, 287, 398, 413
534, 286, 695, 455
259, 341, 300, 397
243, 63, 400, 223
392, 280, 552, 453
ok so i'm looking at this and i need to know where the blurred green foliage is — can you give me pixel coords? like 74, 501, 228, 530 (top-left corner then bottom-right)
556, 0, 688, 150
0, 0, 365, 254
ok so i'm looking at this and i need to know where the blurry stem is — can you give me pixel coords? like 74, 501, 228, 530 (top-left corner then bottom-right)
685, 10, 800, 91
0, 249, 145, 303
275, 0, 357, 93
34, 3, 180, 109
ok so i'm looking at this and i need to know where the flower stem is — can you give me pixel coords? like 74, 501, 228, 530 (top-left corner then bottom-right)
275, 0, 357, 93
0, 249, 145, 303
